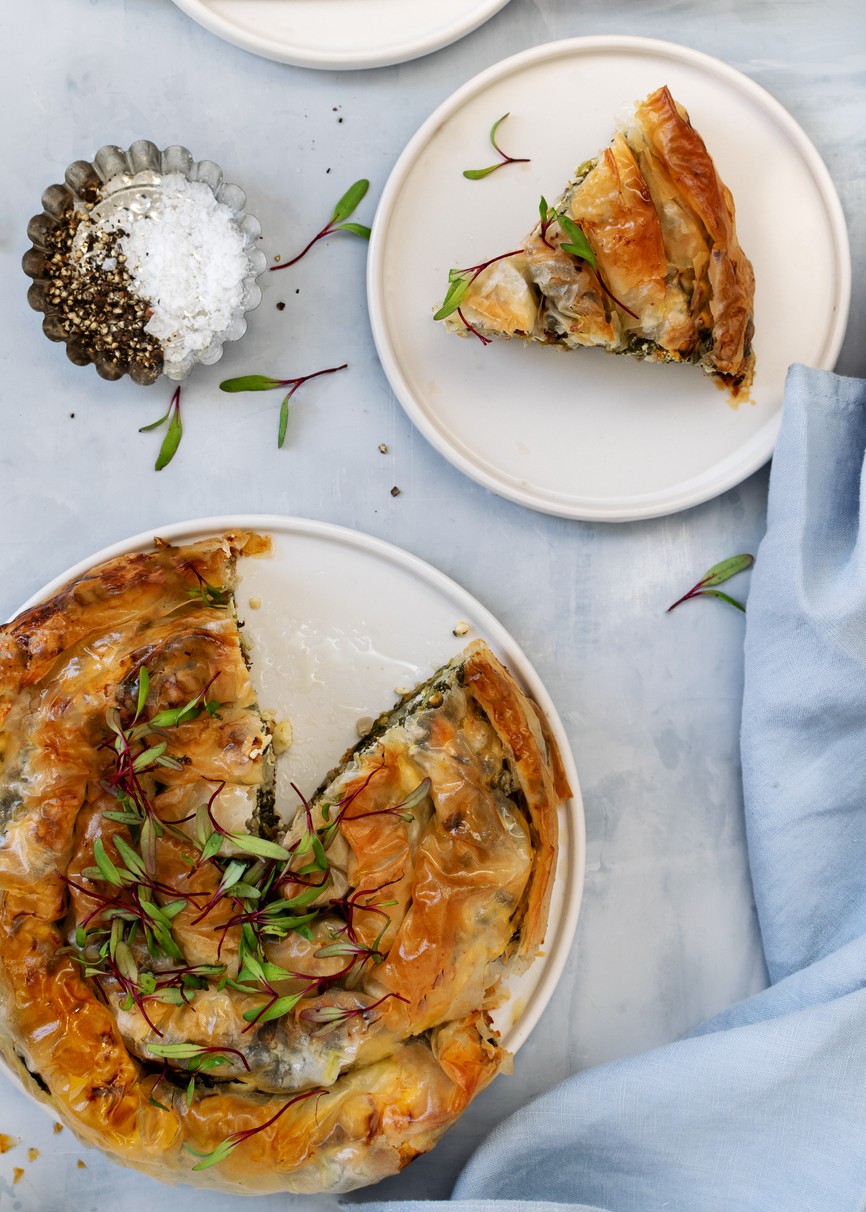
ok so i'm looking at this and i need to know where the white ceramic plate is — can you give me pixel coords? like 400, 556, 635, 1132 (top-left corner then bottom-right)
170, 0, 511, 70
11, 514, 583, 1056
368, 37, 851, 521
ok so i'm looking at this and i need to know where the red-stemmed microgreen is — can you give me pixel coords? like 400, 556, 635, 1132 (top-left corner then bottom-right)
299, 992, 409, 1036
185, 565, 231, 610
219, 363, 348, 448
145, 1041, 251, 1074
463, 113, 530, 180
329, 776, 430, 833
270, 180, 371, 272
140, 385, 183, 471
667, 554, 755, 614
329, 880, 400, 945
434, 250, 523, 324
185, 1087, 326, 1171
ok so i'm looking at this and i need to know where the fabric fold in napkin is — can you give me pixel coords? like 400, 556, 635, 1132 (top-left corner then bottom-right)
348, 365, 866, 1212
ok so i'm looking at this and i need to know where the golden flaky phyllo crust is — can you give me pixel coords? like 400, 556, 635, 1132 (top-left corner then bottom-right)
0, 533, 567, 1194
440, 86, 755, 394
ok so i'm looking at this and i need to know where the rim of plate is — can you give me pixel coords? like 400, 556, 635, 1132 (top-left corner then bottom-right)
169, 0, 512, 70
367, 35, 852, 522
10, 513, 585, 1058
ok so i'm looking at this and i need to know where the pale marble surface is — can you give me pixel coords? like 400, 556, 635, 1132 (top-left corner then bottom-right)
0, 0, 863, 1208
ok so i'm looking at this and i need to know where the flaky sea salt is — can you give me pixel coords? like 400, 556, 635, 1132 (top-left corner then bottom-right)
95, 174, 249, 364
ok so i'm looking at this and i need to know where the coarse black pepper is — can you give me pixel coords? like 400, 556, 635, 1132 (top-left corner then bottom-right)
28, 206, 163, 384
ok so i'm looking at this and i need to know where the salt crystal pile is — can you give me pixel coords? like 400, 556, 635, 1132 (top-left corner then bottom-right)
96, 174, 249, 369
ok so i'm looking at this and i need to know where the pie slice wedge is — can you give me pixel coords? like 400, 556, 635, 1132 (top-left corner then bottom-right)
436, 86, 755, 395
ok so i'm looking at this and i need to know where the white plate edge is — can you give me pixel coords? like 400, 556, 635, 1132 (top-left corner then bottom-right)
169, 0, 512, 70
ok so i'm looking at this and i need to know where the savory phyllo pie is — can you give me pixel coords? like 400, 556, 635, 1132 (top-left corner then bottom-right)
436, 86, 755, 394
0, 532, 568, 1194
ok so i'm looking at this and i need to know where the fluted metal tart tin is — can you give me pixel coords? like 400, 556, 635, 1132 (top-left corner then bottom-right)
23, 141, 267, 384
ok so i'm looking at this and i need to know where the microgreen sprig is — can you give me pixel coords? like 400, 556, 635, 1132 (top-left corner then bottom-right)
219, 363, 348, 448
185, 1087, 326, 1171
270, 180, 371, 272
185, 566, 231, 610
300, 992, 409, 1036
463, 113, 530, 180
434, 249, 524, 324
667, 554, 755, 614
140, 385, 183, 471
146, 1041, 250, 1072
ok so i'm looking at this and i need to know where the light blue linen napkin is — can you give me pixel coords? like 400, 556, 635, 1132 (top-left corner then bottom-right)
349, 365, 866, 1212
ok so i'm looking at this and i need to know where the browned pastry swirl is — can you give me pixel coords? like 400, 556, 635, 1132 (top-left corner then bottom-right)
0, 533, 567, 1193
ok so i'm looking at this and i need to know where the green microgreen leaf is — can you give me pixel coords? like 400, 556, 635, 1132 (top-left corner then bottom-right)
141, 386, 183, 472
330, 179, 369, 225
219, 860, 247, 894
114, 940, 138, 983
155, 410, 182, 470
225, 833, 292, 862
133, 742, 167, 772
278, 393, 290, 449
147, 698, 203, 728
146, 1042, 212, 1060
334, 222, 371, 239
462, 164, 503, 181
433, 272, 471, 322
698, 554, 755, 587
138, 406, 172, 433
280, 882, 328, 910
699, 589, 747, 612
242, 993, 303, 1025
188, 1138, 237, 1171
75, 924, 87, 948
199, 832, 224, 864
135, 668, 150, 720
109, 916, 123, 962
102, 809, 144, 826
153, 988, 185, 1006
218, 375, 282, 393
112, 836, 147, 879
227, 881, 262, 899
311, 835, 328, 870
93, 837, 122, 886
140, 815, 159, 875
556, 213, 597, 268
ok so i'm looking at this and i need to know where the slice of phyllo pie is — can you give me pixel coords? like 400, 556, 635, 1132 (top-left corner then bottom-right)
436, 86, 755, 395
